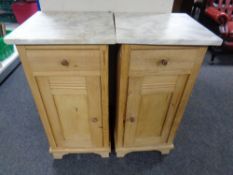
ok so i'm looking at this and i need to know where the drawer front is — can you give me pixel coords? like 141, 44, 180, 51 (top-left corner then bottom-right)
129, 47, 199, 75
26, 49, 101, 74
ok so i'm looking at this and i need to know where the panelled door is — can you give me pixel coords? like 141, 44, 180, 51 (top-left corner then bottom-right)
123, 74, 188, 147
36, 75, 103, 148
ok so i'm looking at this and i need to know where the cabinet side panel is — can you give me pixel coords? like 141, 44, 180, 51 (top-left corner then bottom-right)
115, 45, 130, 147
16, 45, 57, 148
100, 46, 110, 148
167, 47, 207, 143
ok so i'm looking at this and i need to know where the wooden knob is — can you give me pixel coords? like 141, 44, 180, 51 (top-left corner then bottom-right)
129, 116, 135, 123
91, 118, 98, 123
61, 59, 69, 66
161, 59, 168, 66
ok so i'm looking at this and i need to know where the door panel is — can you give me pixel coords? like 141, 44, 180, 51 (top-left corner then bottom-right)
136, 93, 172, 138
53, 95, 92, 147
36, 76, 103, 148
124, 75, 188, 147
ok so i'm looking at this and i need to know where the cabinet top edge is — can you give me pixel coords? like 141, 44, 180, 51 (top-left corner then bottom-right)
115, 13, 223, 46
4, 11, 116, 45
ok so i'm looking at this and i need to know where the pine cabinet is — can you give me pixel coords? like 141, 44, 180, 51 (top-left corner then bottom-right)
5, 11, 221, 160
115, 45, 207, 157
17, 45, 110, 159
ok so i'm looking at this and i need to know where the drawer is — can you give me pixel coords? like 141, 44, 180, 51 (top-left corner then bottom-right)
129, 47, 199, 75
25, 49, 101, 74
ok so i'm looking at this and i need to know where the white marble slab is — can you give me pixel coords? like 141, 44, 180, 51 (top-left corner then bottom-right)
115, 13, 223, 46
4, 11, 116, 45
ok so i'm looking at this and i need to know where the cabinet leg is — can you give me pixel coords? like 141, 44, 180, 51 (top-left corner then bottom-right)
116, 151, 128, 158
52, 153, 65, 159
160, 149, 171, 155
99, 152, 109, 158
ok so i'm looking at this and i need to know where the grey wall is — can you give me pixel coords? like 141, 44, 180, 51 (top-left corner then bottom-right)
40, 0, 174, 13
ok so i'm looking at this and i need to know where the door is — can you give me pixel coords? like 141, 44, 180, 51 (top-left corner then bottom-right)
36, 75, 103, 148
123, 74, 188, 147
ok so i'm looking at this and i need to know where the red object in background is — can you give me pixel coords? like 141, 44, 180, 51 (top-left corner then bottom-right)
205, 6, 229, 24
205, 0, 233, 47
11, 2, 38, 24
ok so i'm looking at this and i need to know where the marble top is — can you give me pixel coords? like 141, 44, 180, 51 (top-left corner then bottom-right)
4, 11, 116, 45
115, 13, 222, 46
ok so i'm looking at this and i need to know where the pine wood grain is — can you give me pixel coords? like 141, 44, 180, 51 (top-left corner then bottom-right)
115, 45, 207, 157
17, 45, 110, 159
